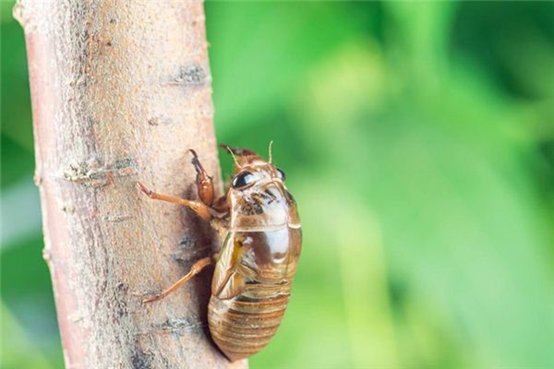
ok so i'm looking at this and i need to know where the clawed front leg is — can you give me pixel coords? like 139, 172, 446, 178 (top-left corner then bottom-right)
189, 149, 230, 216
189, 149, 215, 206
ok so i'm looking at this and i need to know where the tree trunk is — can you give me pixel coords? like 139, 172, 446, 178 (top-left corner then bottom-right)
14, 1, 246, 368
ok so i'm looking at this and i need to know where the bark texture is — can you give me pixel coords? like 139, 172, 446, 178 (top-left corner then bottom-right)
14, 1, 246, 368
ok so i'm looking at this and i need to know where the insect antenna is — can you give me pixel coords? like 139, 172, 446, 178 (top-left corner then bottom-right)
220, 144, 242, 169
268, 140, 274, 164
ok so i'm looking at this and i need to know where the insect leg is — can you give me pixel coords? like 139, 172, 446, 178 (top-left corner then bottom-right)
137, 181, 212, 221
211, 195, 230, 215
143, 256, 213, 304
189, 149, 215, 206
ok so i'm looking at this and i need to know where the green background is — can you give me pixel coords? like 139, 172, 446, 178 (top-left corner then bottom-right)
2, 1, 554, 368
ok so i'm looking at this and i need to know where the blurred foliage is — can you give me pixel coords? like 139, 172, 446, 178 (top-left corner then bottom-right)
2, 1, 554, 368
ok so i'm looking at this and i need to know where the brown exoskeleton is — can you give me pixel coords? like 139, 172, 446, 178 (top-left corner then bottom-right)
137, 144, 301, 361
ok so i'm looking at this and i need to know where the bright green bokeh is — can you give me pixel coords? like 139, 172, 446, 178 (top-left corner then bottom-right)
2, 1, 554, 368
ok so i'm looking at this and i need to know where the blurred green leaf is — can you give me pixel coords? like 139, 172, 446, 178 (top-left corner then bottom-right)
1, 303, 59, 369
206, 2, 379, 138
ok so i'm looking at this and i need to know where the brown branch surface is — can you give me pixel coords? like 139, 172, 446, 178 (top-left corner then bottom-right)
14, 1, 247, 368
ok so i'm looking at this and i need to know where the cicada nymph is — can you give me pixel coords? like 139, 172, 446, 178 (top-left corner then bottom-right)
138, 144, 301, 361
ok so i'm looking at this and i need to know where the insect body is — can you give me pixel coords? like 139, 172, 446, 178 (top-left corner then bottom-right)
138, 144, 301, 361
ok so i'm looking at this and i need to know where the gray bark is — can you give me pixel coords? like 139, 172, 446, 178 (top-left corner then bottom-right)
14, 1, 247, 368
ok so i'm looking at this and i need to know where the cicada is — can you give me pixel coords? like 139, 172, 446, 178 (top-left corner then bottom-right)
138, 144, 301, 361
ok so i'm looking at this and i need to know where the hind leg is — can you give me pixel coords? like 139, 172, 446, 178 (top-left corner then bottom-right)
143, 257, 213, 304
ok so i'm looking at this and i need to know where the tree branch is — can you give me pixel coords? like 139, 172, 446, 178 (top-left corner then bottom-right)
14, 0, 246, 367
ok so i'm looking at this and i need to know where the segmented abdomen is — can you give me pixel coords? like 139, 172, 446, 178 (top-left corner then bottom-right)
208, 281, 292, 361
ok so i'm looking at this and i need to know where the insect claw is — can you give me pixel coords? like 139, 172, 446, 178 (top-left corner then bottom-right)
187, 150, 215, 206
188, 149, 199, 160
137, 181, 153, 197
142, 295, 160, 304
189, 149, 205, 174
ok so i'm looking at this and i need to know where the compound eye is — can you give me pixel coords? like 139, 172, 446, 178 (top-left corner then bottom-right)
276, 168, 286, 181
232, 171, 254, 189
